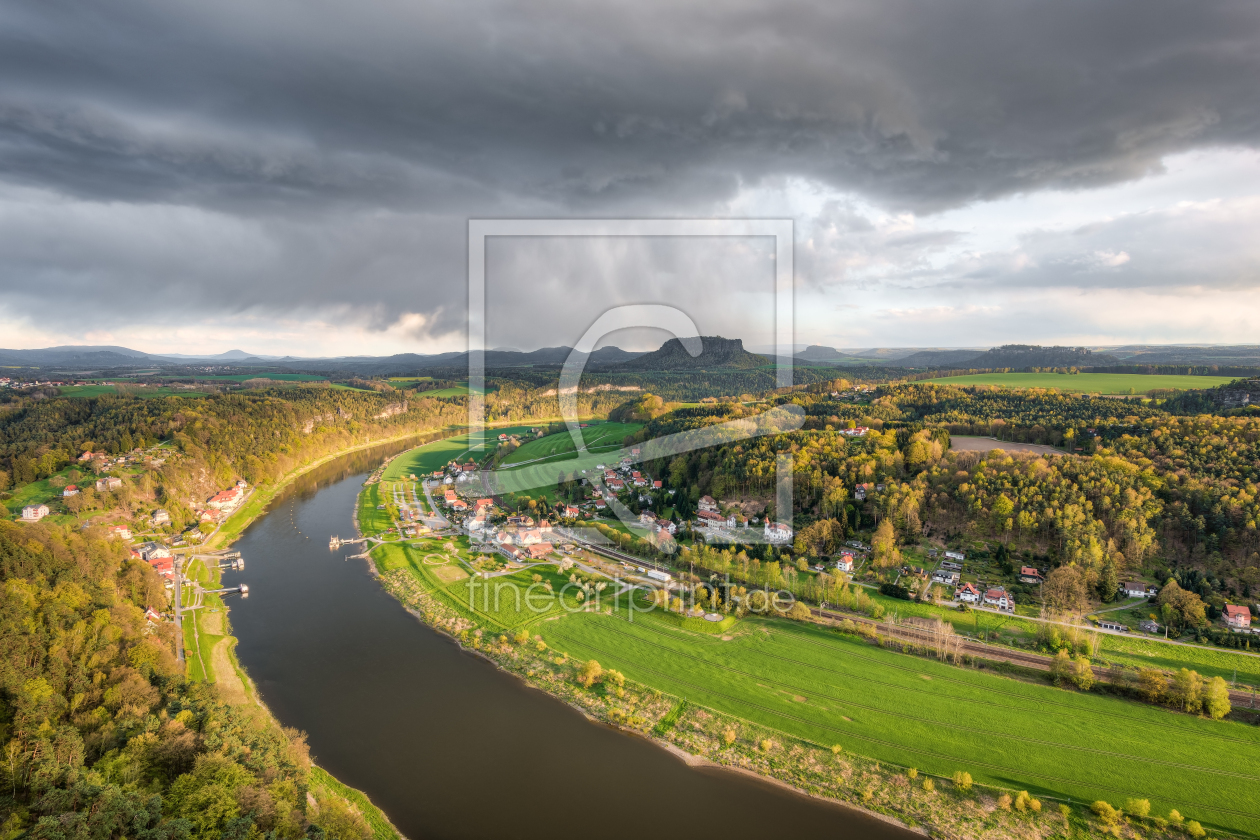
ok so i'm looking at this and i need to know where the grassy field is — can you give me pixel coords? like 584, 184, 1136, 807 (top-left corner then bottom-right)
420, 382, 488, 398
500, 422, 642, 468
379, 425, 540, 481
922, 372, 1235, 394
864, 589, 1260, 684
59, 384, 210, 398
541, 611, 1260, 836
495, 422, 644, 498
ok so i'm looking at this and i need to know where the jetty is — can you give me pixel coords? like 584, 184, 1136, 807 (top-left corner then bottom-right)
330, 535, 368, 550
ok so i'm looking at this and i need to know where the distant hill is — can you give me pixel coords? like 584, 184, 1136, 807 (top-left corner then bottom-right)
612, 336, 768, 371
965, 345, 1120, 369
896, 349, 987, 367
1109, 345, 1260, 365
794, 345, 865, 364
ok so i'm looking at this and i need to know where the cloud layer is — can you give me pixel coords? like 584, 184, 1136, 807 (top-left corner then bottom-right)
2, 0, 1259, 352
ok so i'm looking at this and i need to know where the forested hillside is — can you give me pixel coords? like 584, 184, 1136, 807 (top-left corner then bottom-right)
0, 519, 368, 840
624, 384, 1259, 622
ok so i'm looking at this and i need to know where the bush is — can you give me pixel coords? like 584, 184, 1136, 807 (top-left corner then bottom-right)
1058, 804, 1071, 819
906, 768, 918, 780
922, 778, 935, 793
997, 794, 1013, 811
1185, 820, 1205, 838
1014, 791, 1031, 812
1091, 801, 1121, 826
723, 729, 736, 746
1168, 809, 1183, 825
1124, 798, 1151, 818
952, 771, 972, 792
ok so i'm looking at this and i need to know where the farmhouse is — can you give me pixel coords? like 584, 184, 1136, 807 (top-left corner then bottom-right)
63, 485, 79, 497
955, 582, 981, 603
1225, 604, 1252, 629
698, 495, 718, 512
21, 504, 50, 522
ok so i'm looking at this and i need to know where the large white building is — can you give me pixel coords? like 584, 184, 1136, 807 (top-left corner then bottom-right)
764, 522, 793, 543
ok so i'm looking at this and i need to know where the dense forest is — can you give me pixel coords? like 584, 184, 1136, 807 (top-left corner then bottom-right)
623, 384, 1260, 622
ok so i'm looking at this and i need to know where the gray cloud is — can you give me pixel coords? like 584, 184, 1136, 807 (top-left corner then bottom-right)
1, 0, 1259, 348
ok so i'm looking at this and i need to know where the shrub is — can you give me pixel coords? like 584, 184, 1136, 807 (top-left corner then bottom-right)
1072, 655, 1095, 690
1014, 791, 1031, 812
1029, 798, 1041, 813
1124, 798, 1151, 818
831, 744, 843, 755
578, 659, 603, 688
513, 628, 530, 645
1058, 804, 1071, 819
1091, 801, 1121, 826
906, 768, 918, 780
997, 794, 1013, 811
1168, 809, 1183, 825
723, 729, 736, 746
952, 771, 972, 792
1204, 675, 1231, 719
922, 778, 934, 793
1186, 820, 1206, 838
760, 739, 773, 751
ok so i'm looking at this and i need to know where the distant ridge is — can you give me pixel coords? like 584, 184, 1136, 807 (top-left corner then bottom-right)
962, 345, 1119, 369
613, 336, 768, 371
896, 349, 987, 367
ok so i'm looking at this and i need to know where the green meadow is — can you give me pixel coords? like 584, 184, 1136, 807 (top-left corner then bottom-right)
495, 422, 644, 498
59, 384, 210, 398
542, 611, 1260, 837
379, 425, 541, 480
922, 372, 1235, 394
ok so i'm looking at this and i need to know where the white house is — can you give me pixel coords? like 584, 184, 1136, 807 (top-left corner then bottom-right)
835, 554, 854, 572
151, 509, 171, 526
955, 582, 981, 603
698, 495, 719, 512
1121, 581, 1149, 599
96, 476, 123, 492
944, 550, 966, 562
21, 504, 50, 522
983, 587, 1011, 610
62, 485, 79, 497
764, 522, 793, 543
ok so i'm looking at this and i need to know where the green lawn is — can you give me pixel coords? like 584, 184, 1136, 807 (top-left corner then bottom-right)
500, 422, 643, 468
495, 422, 645, 497
922, 372, 1235, 394
541, 612, 1260, 837
379, 425, 540, 481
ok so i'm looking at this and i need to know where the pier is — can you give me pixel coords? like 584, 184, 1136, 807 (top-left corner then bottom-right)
330, 535, 368, 550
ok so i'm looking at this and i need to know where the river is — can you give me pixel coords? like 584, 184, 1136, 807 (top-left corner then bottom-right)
223, 440, 916, 840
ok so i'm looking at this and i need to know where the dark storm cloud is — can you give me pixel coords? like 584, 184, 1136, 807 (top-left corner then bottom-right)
1, 0, 1258, 345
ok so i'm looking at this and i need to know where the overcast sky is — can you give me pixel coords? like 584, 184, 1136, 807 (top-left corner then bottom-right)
2, 0, 1259, 355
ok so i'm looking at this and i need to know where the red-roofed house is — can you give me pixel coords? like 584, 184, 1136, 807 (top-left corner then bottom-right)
653, 480, 662, 489
1225, 604, 1252, 629
527, 542, 554, 559
983, 588, 1010, 610
698, 495, 718, 512
563, 504, 580, 518
475, 498, 493, 511
1017, 566, 1044, 584
63, 485, 79, 497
